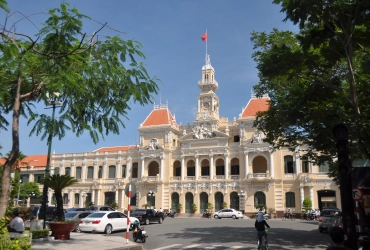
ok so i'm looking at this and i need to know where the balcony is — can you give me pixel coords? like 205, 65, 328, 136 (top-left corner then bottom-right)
141, 176, 159, 182
215, 175, 224, 180
200, 176, 210, 180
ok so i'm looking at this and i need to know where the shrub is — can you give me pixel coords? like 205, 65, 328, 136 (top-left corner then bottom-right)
206, 202, 214, 211
251, 213, 257, 218
302, 198, 312, 212
191, 203, 197, 212
255, 204, 267, 211
222, 202, 227, 209
177, 203, 182, 210
0, 234, 31, 250
29, 229, 50, 239
267, 207, 275, 214
109, 201, 118, 210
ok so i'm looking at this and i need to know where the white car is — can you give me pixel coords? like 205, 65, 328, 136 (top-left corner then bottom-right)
79, 211, 139, 234
213, 208, 243, 219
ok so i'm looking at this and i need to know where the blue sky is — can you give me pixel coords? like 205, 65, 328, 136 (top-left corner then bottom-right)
0, 0, 298, 156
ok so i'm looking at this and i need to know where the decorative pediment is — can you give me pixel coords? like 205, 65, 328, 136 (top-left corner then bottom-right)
179, 131, 229, 141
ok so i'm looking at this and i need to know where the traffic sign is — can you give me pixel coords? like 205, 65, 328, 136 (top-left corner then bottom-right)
352, 188, 363, 200
125, 182, 136, 197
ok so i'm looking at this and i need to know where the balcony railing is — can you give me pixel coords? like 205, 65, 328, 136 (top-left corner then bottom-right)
253, 173, 267, 178
230, 175, 239, 180
215, 175, 224, 180
186, 176, 195, 181
200, 176, 210, 180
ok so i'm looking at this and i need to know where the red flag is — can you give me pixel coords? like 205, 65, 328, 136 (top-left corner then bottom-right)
201, 31, 207, 41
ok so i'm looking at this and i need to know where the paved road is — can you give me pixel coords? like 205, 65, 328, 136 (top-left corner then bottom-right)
107, 217, 332, 249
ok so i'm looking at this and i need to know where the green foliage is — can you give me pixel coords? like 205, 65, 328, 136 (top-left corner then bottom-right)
251, 214, 257, 219
41, 174, 78, 222
109, 201, 118, 210
191, 203, 197, 212
221, 202, 227, 209
255, 204, 267, 211
206, 202, 214, 210
0, 217, 9, 235
0, 0, 9, 12
5, 207, 31, 221
177, 203, 182, 210
252, 1, 370, 170
0, 2, 159, 217
267, 207, 275, 214
302, 198, 312, 212
20, 182, 41, 199
29, 229, 50, 239
85, 201, 93, 208
0, 234, 31, 250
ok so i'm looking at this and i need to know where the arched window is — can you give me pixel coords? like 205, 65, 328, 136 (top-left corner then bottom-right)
286, 192, 295, 207
76, 167, 82, 179
108, 165, 116, 178
201, 160, 209, 176
87, 166, 94, 179
284, 155, 294, 173
254, 192, 266, 206
98, 166, 103, 178
65, 167, 71, 176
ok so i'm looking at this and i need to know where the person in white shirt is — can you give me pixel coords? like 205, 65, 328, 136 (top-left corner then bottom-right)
159, 208, 163, 213
7, 211, 25, 233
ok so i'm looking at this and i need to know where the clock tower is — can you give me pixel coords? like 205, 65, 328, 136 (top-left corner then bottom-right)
194, 54, 220, 131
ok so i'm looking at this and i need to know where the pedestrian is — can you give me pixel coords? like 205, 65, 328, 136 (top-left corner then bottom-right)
7, 210, 25, 233
159, 207, 163, 213
326, 226, 351, 250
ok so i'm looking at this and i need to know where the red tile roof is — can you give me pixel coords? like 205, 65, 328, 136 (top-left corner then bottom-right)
0, 155, 49, 168
141, 107, 178, 127
93, 146, 137, 152
241, 97, 269, 117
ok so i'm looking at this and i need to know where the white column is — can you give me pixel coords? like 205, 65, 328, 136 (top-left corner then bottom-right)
97, 190, 101, 206
225, 153, 229, 179
126, 158, 131, 180
300, 186, 304, 210
309, 186, 314, 209
92, 189, 95, 205
82, 165, 86, 183
80, 192, 84, 208
160, 156, 164, 181
244, 151, 249, 179
69, 190, 73, 208
141, 157, 145, 178
115, 189, 118, 204
210, 154, 214, 180
71, 165, 75, 177
295, 150, 301, 176
121, 189, 125, 210
116, 161, 121, 179
103, 160, 107, 179
311, 161, 317, 173
195, 156, 199, 181
269, 151, 274, 178
181, 156, 185, 181
93, 164, 98, 179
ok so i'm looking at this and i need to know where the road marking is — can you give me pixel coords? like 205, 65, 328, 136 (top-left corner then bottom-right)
183, 244, 202, 248
151, 244, 182, 250
230, 246, 245, 249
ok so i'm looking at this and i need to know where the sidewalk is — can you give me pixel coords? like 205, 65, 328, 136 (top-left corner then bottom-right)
31, 232, 143, 250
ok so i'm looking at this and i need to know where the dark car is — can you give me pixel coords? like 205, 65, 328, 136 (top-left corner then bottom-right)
131, 209, 164, 225
66, 207, 86, 212
318, 208, 342, 233
64, 211, 92, 232
85, 205, 116, 212
30, 206, 62, 221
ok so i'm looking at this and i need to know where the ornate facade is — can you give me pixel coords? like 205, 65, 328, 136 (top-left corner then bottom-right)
19, 54, 340, 216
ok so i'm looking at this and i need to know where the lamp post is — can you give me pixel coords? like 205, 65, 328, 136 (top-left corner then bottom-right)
17, 179, 22, 206
41, 92, 62, 229
148, 190, 155, 208
238, 190, 245, 215
28, 192, 35, 207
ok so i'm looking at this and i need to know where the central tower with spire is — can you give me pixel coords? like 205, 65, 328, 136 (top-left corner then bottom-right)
194, 54, 220, 132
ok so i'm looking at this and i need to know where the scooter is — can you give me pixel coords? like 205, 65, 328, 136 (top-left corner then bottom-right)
167, 211, 177, 218
132, 226, 148, 243
202, 212, 212, 219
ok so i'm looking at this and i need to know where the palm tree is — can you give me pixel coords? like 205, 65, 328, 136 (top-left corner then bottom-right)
42, 174, 78, 221
3, 150, 28, 171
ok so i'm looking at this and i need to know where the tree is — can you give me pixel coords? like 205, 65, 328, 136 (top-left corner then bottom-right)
0, 3, 159, 217
0, 0, 9, 12
19, 182, 41, 199
41, 174, 78, 221
2, 151, 28, 171
302, 198, 312, 212
251, 1, 370, 168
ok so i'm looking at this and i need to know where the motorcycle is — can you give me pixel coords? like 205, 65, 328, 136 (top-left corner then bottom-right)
132, 225, 148, 243
166, 211, 177, 218
201, 212, 212, 219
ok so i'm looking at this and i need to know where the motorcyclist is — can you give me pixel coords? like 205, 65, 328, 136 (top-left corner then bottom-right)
132, 220, 142, 238
286, 208, 292, 219
255, 210, 270, 246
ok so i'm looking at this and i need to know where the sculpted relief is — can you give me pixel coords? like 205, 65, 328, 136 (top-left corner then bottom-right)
192, 125, 216, 139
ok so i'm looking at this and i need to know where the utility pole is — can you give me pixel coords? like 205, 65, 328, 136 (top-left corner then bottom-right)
332, 123, 358, 249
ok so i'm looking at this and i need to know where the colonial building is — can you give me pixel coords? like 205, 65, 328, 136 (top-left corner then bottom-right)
15, 54, 340, 216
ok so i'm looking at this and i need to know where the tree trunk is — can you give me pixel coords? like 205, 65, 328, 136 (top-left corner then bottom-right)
55, 190, 65, 221
0, 73, 22, 217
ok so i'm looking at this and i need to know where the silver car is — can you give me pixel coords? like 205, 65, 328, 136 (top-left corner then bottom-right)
65, 211, 92, 232
318, 208, 342, 233
213, 208, 243, 219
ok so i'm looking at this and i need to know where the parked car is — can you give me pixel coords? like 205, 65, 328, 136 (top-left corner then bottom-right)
213, 208, 243, 219
131, 209, 164, 225
318, 208, 342, 233
29, 206, 66, 221
79, 211, 139, 234
65, 211, 92, 232
85, 205, 116, 212
66, 207, 86, 212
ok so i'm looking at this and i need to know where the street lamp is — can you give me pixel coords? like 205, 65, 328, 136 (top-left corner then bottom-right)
238, 190, 245, 214
17, 180, 22, 206
41, 92, 62, 229
148, 190, 155, 208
